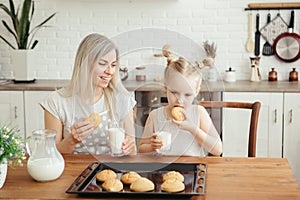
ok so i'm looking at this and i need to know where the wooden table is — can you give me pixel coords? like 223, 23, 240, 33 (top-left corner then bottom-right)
1, 154, 300, 199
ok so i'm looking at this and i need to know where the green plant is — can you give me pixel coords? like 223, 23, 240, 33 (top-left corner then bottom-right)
0, 0, 56, 49
0, 125, 26, 167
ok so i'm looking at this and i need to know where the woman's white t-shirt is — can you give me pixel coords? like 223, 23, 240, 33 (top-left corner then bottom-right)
40, 89, 136, 154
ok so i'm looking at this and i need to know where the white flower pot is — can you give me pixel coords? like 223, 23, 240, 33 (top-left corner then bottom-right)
0, 158, 8, 189
11, 50, 36, 82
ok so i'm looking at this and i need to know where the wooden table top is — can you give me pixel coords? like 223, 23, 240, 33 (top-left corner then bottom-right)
1, 154, 300, 199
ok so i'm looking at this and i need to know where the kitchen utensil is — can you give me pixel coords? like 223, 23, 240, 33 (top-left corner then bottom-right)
246, 13, 255, 52
260, 13, 288, 45
262, 13, 274, 56
254, 13, 260, 56
273, 11, 300, 63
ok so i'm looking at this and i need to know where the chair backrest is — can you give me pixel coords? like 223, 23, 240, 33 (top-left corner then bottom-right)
199, 101, 261, 157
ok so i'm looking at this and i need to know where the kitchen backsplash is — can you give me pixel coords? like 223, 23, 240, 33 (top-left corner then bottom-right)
0, 0, 299, 81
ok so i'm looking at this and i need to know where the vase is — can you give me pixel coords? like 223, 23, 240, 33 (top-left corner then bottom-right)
11, 50, 36, 83
0, 158, 8, 189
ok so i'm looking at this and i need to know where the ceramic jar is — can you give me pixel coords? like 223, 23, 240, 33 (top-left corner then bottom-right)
224, 67, 236, 82
268, 68, 278, 81
289, 68, 298, 82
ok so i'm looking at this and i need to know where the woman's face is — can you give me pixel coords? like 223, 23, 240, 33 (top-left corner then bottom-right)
165, 70, 199, 110
92, 49, 117, 88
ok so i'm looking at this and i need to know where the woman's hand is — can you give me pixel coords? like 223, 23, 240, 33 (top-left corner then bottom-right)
150, 133, 163, 151
122, 135, 137, 155
70, 121, 94, 143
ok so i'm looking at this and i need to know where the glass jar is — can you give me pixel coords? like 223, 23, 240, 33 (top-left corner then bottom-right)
135, 66, 146, 81
27, 129, 65, 182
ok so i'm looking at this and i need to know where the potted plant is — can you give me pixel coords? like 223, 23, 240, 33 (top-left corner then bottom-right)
0, 0, 56, 82
0, 125, 26, 188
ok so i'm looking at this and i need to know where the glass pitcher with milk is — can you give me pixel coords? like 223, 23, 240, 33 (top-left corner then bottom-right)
27, 129, 65, 182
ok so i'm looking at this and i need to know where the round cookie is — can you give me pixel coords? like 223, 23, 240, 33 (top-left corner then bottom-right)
96, 169, 117, 182
102, 178, 123, 192
83, 112, 101, 128
161, 179, 185, 193
121, 171, 141, 185
171, 107, 184, 121
163, 171, 184, 182
130, 177, 155, 192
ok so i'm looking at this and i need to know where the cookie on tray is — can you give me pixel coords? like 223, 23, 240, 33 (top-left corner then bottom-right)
121, 171, 141, 185
130, 177, 155, 192
162, 171, 184, 182
96, 169, 117, 182
102, 178, 123, 192
161, 178, 185, 193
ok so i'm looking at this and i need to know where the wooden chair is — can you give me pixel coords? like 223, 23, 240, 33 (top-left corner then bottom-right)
199, 101, 261, 157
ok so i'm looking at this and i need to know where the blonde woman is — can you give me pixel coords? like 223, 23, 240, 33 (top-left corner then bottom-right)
138, 55, 222, 156
40, 33, 136, 154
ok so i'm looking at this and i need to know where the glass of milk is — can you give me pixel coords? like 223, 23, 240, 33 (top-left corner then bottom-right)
108, 121, 125, 157
27, 129, 65, 182
156, 120, 174, 154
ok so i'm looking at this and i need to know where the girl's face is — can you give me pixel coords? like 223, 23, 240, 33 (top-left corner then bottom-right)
165, 70, 199, 110
92, 49, 117, 88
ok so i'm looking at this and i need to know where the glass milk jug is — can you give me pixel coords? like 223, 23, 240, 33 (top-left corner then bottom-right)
27, 129, 65, 182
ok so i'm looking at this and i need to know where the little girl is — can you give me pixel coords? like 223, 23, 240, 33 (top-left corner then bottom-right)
138, 55, 222, 156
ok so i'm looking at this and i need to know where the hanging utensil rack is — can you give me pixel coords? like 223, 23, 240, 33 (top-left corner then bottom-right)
245, 3, 300, 11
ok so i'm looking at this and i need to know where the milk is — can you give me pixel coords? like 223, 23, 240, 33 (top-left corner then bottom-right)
157, 131, 171, 152
108, 127, 125, 156
27, 158, 64, 182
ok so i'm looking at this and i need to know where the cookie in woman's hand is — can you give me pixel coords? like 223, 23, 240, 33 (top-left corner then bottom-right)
82, 112, 101, 128
171, 107, 184, 121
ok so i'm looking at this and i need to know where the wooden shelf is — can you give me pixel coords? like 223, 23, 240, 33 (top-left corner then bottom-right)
245, 2, 300, 11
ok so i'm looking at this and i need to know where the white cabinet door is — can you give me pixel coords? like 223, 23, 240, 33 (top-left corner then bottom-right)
223, 92, 283, 158
24, 91, 51, 138
283, 93, 300, 185
0, 91, 25, 137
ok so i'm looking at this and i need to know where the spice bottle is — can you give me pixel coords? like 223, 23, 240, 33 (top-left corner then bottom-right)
268, 68, 277, 81
289, 68, 298, 82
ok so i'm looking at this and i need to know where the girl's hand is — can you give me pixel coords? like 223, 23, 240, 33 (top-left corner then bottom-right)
172, 111, 197, 134
122, 135, 137, 155
150, 134, 163, 150
71, 121, 94, 143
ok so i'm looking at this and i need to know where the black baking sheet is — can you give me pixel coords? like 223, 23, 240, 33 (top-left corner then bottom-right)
66, 162, 207, 197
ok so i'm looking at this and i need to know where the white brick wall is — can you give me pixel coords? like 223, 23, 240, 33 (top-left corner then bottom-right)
0, 0, 299, 81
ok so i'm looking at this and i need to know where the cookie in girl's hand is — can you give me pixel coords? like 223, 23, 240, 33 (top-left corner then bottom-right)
82, 112, 101, 128
171, 107, 184, 121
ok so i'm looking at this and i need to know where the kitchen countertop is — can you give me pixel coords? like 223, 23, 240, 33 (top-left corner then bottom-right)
0, 79, 299, 92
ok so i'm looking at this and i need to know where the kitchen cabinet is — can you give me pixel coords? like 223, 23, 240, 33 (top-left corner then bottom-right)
0, 91, 25, 137
24, 91, 51, 138
222, 92, 283, 158
283, 93, 300, 185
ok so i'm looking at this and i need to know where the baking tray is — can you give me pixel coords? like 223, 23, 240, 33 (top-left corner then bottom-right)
66, 162, 207, 197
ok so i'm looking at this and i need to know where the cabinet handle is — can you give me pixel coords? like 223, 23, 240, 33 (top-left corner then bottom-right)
289, 109, 293, 124
274, 109, 277, 123
14, 106, 18, 119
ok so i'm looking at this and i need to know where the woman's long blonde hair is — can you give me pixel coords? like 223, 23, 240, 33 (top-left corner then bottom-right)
60, 33, 128, 119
